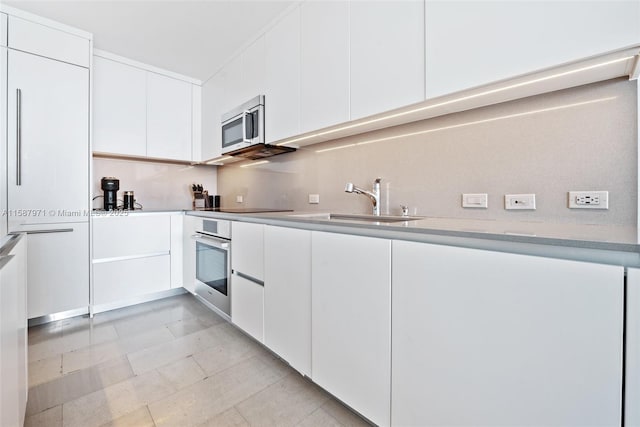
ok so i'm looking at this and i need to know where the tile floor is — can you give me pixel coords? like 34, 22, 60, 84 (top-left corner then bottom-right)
24, 293, 371, 427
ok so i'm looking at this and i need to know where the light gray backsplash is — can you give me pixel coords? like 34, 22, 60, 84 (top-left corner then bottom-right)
93, 158, 217, 210
218, 78, 637, 226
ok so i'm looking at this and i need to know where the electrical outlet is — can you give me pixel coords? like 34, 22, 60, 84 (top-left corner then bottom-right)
505, 194, 536, 210
236, 195, 243, 203
308, 194, 320, 204
462, 193, 488, 208
568, 191, 608, 209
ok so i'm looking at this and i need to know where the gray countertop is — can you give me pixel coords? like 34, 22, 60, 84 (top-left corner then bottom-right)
186, 210, 640, 267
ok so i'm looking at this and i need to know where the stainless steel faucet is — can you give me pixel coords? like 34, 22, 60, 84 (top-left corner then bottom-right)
344, 178, 381, 216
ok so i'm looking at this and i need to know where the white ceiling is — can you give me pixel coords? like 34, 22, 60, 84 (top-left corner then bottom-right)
3, 0, 294, 81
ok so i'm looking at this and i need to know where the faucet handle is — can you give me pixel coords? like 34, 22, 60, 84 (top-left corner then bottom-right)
401, 205, 409, 217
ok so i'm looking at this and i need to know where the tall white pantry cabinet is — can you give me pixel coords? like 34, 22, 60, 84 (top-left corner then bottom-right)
3, 11, 91, 319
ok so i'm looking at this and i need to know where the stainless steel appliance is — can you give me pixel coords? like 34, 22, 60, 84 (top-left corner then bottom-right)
193, 219, 231, 318
122, 191, 135, 210
101, 177, 119, 211
221, 95, 295, 160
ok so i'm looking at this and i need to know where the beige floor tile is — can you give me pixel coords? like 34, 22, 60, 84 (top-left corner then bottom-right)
191, 334, 263, 376
29, 323, 119, 363
100, 406, 156, 427
28, 322, 63, 346
128, 322, 238, 375
63, 369, 176, 427
63, 327, 174, 374
236, 373, 331, 427
29, 354, 62, 387
148, 355, 288, 427
321, 399, 372, 427
166, 315, 224, 338
24, 405, 62, 427
26, 355, 134, 416
296, 407, 343, 427
112, 300, 211, 338
157, 356, 206, 391
196, 407, 249, 427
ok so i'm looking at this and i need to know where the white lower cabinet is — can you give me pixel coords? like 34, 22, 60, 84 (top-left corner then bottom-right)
93, 255, 170, 305
627, 267, 640, 427
92, 214, 174, 309
182, 215, 199, 294
170, 214, 183, 289
391, 240, 624, 427
0, 234, 27, 427
311, 231, 391, 427
231, 221, 265, 342
264, 226, 311, 376
27, 224, 89, 319
231, 273, 264, 342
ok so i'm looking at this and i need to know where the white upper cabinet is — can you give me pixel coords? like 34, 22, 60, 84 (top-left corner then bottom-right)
241, 36, 266, 105
222, 54, 243, 113
8, 15, 89, 67
425, 1, 640, 98
93, 56, 147, 156
1, 13, 7, 47
350, 0, 425, 120
147, 72, 193, 161
265, 6, 300, 143
300, 1, 349, 133
201, 72, 224, 160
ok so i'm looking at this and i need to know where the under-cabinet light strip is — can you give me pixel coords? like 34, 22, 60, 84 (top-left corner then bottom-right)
278, 56, 634, 148
240, 160, 269, 168
315, 96, 617, 153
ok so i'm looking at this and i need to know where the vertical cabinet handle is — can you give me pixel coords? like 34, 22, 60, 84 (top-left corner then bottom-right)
16, 88, 22, 186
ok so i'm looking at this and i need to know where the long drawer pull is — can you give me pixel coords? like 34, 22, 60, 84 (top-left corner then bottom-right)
25, 228, 74, 235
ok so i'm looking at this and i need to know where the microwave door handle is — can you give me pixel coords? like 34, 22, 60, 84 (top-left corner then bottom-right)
242, 110, 251, 143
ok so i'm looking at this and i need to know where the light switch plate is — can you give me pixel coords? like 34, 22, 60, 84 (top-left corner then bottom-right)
236, 195, 243, 203
462, 193, 488, 208
308, 194, 320, 204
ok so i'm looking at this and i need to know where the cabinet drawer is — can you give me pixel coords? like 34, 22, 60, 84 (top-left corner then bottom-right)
93, 255, 170, 306
231, 273, 264, 342
93, 215, 170, 259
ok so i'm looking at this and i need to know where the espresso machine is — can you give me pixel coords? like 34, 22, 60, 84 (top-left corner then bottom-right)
101, 177, 119, 210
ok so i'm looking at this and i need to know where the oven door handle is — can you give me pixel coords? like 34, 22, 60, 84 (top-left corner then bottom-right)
191, 234, 230, 250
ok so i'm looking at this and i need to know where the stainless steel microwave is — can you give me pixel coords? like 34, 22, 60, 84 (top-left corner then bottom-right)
221, 95, 265, 155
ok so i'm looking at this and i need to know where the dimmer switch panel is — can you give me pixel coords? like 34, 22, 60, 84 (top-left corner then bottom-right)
462, 193, 488, 208
568, 191, 608, 209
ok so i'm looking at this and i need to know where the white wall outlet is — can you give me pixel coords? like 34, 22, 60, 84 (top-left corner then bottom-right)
505, 194, 536, 210
568, 191, 608, 209
308, 194, 320, 204
462, 193, 488, 208
236, 195, 244, 203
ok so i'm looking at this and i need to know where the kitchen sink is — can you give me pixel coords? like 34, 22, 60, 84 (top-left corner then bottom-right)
289, 213, 424, 223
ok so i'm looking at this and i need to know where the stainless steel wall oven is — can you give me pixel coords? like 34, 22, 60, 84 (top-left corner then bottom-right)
192, 219, 231, 319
